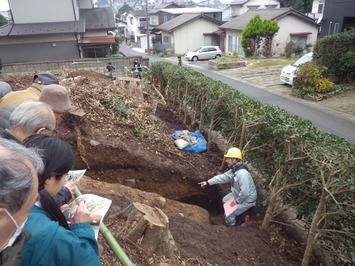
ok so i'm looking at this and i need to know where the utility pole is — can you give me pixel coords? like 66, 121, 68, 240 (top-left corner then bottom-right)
146, 0, 150, 55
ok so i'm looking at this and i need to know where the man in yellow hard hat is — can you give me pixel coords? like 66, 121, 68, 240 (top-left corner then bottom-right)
198, 147, 257, 226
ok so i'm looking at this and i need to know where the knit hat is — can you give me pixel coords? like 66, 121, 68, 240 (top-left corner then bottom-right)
33, 72, 59, 85
39, 85, 72, 113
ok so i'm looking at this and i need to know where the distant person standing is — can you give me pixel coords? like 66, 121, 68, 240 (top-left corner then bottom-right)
132, 59, 142, 79
178, 56, 182, 66
106, 62, 115, 78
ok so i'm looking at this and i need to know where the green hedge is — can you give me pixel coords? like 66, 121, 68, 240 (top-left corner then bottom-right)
313, 29, 355, 82
148, 62, 355, 265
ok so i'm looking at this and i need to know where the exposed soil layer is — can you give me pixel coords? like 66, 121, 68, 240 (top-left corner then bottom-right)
0, 71, 315, 265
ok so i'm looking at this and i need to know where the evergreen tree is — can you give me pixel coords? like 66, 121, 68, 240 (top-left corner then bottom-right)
0, 14, 7, 27
241, 15, 279, 57
280, 0, 312, 13
117, 2, 133, 17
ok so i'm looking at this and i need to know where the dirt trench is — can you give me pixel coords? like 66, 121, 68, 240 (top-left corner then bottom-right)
71, 136, 225, 218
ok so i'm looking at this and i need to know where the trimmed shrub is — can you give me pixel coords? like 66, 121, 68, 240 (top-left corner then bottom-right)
313, 29, 355, 81
294, 61, 334, 93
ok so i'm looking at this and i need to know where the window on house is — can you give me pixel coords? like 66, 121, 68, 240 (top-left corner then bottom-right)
247, 5, 260, 10
318, 1, 325, 14
164, 16, 168, 22
82, 46, 107, 58
150, 16, 157, 25
228, 36, 238, 53
333, 22, 339, 34
291, 35, 308, 46
130, 17, 133, 25
163, 36, 171, 43
328, 21, 333, 35
265, 5, 277, 8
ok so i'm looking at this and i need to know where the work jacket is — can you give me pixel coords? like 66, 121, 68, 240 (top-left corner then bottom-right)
207, 162, 257, 204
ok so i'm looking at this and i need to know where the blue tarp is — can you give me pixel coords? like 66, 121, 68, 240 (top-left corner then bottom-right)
172, 130, 207, 153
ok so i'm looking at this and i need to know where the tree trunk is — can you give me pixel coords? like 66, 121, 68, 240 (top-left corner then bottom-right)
119, 202, 178, 262
302, 190, 326, 266
261, 193, 276, 230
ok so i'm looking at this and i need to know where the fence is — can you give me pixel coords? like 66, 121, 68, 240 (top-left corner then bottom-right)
0, 56, 150, 77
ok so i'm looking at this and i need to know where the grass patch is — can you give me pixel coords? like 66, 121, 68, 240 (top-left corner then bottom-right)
249, 59, 294, 68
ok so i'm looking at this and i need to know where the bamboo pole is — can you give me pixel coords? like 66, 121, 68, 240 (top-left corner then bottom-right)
74, 187, 135, 266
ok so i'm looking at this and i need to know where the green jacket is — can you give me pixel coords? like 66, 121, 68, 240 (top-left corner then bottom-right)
0, 231, 31, 266
21, 206, 102, 266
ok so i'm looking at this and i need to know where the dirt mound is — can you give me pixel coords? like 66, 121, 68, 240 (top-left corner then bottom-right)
0, 74, 33, 91
1, 71, 306, 265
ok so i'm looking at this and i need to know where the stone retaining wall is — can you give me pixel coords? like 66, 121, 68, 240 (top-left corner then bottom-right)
0, 56, 149, 77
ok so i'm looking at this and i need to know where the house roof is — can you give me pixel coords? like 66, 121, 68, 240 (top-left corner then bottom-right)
80, 7, 116, 30
148, 3, 181, 14
160, 7, 222, 14
228, 0, 249, 5
128, 10, 147, 17
220, 7, 318, 30
155, 13, 222, 33
0, 21, 85, 37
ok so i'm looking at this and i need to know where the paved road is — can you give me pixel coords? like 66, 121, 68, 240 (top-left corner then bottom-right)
120, 45, 355, 144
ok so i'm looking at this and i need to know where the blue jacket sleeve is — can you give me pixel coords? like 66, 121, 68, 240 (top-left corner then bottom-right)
55, 223, 102, 266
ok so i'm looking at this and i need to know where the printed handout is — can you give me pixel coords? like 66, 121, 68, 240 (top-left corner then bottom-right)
62, 194, 112, 239
64, 169, 87, 186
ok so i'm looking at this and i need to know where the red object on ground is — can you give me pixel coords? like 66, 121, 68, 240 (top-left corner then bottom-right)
244, 215, 250, 223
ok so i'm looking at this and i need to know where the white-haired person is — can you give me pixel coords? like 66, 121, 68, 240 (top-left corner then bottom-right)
0, 138, 44, 265
0, 101, 74, 208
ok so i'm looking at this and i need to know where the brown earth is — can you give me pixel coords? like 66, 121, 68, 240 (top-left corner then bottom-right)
1, 71, 313, 265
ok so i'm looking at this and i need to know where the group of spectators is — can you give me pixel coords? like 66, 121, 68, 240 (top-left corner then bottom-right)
0, 73, 102, 265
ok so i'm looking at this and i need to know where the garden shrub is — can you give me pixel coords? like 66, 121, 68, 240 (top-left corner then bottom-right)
313, 29, 355, 82
294, 61, 334, 93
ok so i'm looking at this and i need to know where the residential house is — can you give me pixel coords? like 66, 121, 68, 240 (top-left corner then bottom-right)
159, 7, 223, 23
148, 2, 181, 27
307, 0, 325, 23
318, 0, 355, 37
126, 10, 148, 42
154, 13, 223, 54
0, 0, 116, 64
228, 0, 280, 17
220, 8, 318, 56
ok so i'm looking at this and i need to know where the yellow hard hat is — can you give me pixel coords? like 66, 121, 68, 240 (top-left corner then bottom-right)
224, 147, 242, 159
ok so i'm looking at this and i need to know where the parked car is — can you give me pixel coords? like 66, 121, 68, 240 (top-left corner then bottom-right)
185, 46, 222, 61
280, 52, 313, 86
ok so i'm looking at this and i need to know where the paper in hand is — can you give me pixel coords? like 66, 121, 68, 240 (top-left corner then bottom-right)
223, 196, 238, 217
64, 169, 86, 186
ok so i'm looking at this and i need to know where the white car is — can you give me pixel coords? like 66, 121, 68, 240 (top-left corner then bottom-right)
280, 52, 313, 86
185, 46, 222, 61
